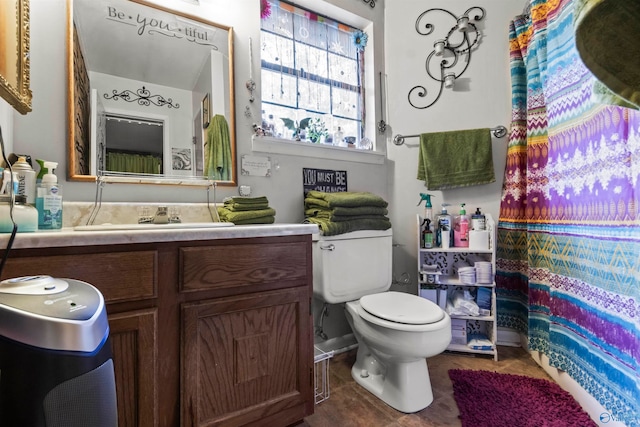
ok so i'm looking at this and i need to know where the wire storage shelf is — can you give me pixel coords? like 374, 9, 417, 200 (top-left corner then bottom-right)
314, 346, 334, 404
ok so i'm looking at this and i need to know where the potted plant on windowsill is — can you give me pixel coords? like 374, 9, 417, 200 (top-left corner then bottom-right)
306, 118, 329, 143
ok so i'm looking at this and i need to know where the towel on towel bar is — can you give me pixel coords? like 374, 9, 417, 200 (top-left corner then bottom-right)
417, 128, 495, 190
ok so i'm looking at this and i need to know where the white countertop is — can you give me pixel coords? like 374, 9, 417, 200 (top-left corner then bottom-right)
0, 223, 319, 249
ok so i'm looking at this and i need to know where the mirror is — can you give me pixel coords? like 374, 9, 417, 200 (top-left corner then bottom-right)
0, 0, 32, 115
67, 0, 236, 185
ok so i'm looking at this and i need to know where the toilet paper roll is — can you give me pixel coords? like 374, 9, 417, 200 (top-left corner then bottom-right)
469, 230, 490, 250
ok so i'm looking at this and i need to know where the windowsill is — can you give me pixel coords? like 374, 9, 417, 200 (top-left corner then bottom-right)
251, 135, 386, 165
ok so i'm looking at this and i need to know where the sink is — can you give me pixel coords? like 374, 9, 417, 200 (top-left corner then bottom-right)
74, 222, 234, 231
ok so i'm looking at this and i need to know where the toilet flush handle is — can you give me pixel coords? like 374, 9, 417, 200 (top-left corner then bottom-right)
320, 244, 336, 251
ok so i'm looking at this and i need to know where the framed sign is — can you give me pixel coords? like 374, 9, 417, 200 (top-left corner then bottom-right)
303, 168, 347, 196
201, 93, 210, 128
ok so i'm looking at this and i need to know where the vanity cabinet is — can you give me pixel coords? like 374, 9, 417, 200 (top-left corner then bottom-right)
0, 234, 314, 427
416, 214, 498, 361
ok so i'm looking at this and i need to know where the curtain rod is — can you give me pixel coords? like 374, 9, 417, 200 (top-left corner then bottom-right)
392, 125, 508, 146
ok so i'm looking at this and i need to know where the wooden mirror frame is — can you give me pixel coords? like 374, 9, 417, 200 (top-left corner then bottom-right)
0, 0, 32, 115
66, 0, 237, 185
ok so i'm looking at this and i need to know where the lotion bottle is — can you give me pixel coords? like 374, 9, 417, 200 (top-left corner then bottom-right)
454, 203, 469, 247
36, 161, 63, 230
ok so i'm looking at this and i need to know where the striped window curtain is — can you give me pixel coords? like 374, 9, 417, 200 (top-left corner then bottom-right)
496, 1, 640, 425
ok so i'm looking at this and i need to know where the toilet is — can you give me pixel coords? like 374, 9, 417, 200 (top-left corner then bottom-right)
312, 229, 451, 413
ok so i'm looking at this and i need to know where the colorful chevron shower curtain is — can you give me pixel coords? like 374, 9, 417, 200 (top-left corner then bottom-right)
496, 0, 640, 425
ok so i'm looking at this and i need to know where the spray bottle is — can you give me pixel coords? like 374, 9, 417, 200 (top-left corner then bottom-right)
417, 193, 434, 248
36, 161, 63, 230
435, 203, 452, 249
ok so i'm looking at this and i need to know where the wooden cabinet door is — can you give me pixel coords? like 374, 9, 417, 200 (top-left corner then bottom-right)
182, 287, 313, 427
108, 308, 158, 427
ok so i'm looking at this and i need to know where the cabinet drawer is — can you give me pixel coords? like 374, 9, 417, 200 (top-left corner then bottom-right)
2, 251, 157, 303
180, 242, 308, 292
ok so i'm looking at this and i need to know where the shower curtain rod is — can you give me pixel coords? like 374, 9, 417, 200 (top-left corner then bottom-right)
392, 125, 508, 146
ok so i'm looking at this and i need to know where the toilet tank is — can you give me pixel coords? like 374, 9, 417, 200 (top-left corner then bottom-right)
312, 229, 392, 304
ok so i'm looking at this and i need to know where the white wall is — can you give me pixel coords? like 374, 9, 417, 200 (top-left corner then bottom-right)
385, 0, 521, 295
0, 100, 12, 155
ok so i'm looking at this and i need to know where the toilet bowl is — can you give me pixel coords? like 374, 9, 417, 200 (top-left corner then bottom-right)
312, 230, 452, 412
345, 291, 451, 413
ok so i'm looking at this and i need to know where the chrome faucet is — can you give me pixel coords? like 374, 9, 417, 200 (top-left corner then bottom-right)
153, 206, 169, 224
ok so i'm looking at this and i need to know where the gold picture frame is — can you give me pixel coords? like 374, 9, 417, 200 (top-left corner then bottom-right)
202, 93, 210, 129
0, 0, 32, 115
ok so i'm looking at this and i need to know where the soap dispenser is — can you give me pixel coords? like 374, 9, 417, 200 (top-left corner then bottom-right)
36, 161, 63, 230
435, 204, 452, 248
454, 203, 469, 247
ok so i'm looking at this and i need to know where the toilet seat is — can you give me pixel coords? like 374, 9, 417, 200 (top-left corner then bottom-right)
356, 291, 445, 332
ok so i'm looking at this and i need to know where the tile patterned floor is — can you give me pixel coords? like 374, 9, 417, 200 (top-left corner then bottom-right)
301, 346, 552, 427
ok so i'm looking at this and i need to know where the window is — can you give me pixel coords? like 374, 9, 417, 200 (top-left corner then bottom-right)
260, 1, 366, 148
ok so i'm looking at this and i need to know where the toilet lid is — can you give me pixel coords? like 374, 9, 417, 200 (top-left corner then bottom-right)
360, 291, 444, 325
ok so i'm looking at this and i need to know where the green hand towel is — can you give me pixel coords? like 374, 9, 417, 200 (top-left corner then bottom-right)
417, 128, 495, 190
304, 206, 389, 217
217, 207, 276, 222
205, 115, 233, 181
305, 217, 392, 236
305, 191, 388, 208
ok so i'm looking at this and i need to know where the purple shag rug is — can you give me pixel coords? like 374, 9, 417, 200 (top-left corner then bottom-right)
448, 369, 597, 427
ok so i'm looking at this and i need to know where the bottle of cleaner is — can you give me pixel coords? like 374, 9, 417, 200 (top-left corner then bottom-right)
422, 218, 434, 249
435, 204, 452, 249
418, 193, 434, 248
454, 203, 469, 247
417, 193, 434, 222
12, 156, 36, 204
36, 161, 63, 230
471, 207, 486, 230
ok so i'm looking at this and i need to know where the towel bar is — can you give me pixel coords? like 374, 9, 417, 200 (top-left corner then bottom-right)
392, 125, 508, 146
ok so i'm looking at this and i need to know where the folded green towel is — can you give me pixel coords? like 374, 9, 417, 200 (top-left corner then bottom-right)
305, 191, 388, 208
225, 196, 269, 205
223, 201, 270, 211
305, 211, 389, 222
217, 206, 276, 223
305, 217, 392, 236
223, 196, 270, 211
417, 128, 495, 190
304, 206, 388, 217
228, 216, 275, 225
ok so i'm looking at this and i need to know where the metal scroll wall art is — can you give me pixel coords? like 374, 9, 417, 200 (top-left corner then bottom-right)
103, 86, 180, 109
408, 7, 485, 110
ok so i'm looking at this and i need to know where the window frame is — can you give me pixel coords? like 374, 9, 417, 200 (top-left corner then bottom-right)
253, 0, 372, 153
